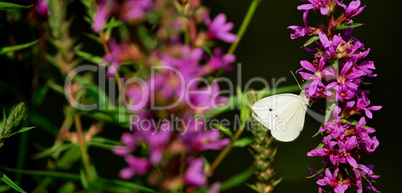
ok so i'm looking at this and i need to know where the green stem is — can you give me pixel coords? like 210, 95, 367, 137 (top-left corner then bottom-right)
74, 114, 93, 183
228, 0, 261, 54
15, 131, 28, 185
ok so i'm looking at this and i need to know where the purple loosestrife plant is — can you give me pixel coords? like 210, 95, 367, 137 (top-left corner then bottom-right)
289, 0, 381, 192
91, 0, 237, 192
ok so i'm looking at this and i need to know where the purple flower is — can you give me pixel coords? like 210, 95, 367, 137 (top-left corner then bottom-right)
356, 93, 382, 119
356, 165, 380, 192
358, 61, 376, 77
331, 84, 356, 102
184, 158, 207, 187
345, 39, 370, 60
121, 0, 153, 21
113, 132, 137, 156
297, 0, 329, 15
141, 125, 172, 165
188, 82, 229, 112
328, 60, 366, 89
103, 40, 122, 77
205, 13, 237, 43
192, 130, 230, 151
336, 0, 366, 18
92, 0, 116, 32
288, 11, 318, 39
358, 164, 380, 180
298, 56, 330, 96
204, 48, 235, 73
36, 0, 50, 16
338, 136, 358, 168
126, 83, 150, 112
318, 32, 347, 57
180, 120, 230, 152
119, 155, 151, 179
287, 26, 307, 39
317, 168, 349, 193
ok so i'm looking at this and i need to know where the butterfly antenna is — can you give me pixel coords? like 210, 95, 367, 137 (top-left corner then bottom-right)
290, 71, 303, 91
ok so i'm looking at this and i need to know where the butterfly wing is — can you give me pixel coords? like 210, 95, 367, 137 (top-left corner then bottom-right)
270, 96, 308, 142
251, 94, 302, 130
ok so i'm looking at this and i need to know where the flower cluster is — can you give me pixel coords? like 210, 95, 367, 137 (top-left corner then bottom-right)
92, 0, 153, 32
91, 0, 236, 192
289, 0, 381, 192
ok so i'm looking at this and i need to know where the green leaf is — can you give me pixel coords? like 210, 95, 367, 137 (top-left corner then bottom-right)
57, 144, 81, 169
0, 185, 11, 192
28, 111, 58, 136
58, 181, 75, 193
32, 143, 74, 159
75, 50, 103, 64
220, 166, 255, 191
138, 25, 158, 51
84, 33, 102, 44
0, 2, 32, 10
337, 23, 363, 30
237, 86, 249, 122
311, 130, 321, 138
214, 125, 233, 138
303, 36, 319, 47
98, 178, 158, 193
306, 167, 326, 179
45, 54, 60, 69
83, 112, 131, 128
5, 126, 34, 138
1, 167, 80, 181
324, 103, 336, 124
93, 137, 122, 145
104, 20, 124, 29
88, 137, 122, 150
31, 84, 50, 105
233, 137, 254, 148
0, 170, 25, 193
73, 75, 110, 107
0, 40, 38, 55
46, 80, 65, 95
201, 46, 213, 57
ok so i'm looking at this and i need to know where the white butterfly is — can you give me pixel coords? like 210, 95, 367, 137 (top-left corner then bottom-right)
251, 92, 309, 142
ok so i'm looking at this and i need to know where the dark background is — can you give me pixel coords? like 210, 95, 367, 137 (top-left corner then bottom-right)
0, 0, 401, 192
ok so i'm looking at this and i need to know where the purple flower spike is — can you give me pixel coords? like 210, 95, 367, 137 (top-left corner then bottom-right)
290, 0, 381, 192
205, 13, 237, 43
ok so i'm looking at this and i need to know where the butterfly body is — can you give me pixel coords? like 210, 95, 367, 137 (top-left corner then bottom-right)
251, 92, 309, 142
